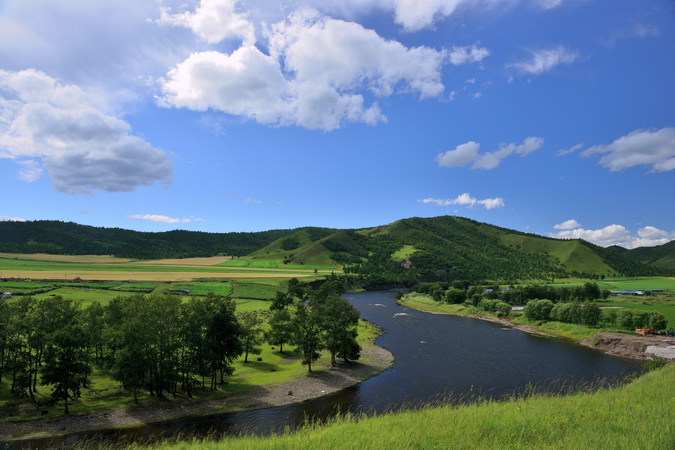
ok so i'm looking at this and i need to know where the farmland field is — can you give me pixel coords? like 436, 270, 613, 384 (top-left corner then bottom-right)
0, 253, 332, 282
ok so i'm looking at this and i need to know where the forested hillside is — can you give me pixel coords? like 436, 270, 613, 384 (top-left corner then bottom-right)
1, 217, 671, 282
620, 240, 675, 272
0, 220, 310, 259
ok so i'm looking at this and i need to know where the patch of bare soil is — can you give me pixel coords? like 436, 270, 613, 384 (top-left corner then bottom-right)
580, 332, 675, 360
0, 345, 393, 442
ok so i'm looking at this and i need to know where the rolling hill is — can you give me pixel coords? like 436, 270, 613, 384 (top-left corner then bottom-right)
1, 217, 672, 283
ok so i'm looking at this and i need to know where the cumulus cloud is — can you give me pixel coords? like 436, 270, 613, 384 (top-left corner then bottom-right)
160, 8, 454, 130
509, 46, 579, 76
581, 127, 675, 173
419, 193, 505, 210
436, 137, 544, 170
0, 216, 26, 222
0, 69, 173, 195
127, 214, 195, 224
550, 224, 674, 249
244, 197, 262, 204
554, 219, 581, 230
159, 0, 255, 45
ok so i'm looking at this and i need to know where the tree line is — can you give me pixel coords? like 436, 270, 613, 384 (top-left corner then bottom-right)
411, 281, 669, 331
0, 279, 361, 413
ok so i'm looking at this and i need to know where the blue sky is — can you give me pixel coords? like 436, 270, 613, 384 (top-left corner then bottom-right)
1, 0, 673, 249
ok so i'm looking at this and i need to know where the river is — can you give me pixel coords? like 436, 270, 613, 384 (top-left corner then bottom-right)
6, 291, 643, 447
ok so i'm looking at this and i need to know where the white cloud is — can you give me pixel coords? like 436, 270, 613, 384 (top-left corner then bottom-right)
436, 137, 544, 170
159, 0, 255, 45
244, 197, 262, 204
0, 0, 189, 95
509, 46, 579, 76
556, 142, 583, 156
17, 160, 44, 183
126, 214, 194, 224
435, 141, 480, 168
550, 224, 674, 249
447, 44, 490, 65
419, 193, 505, 210
535, 0, 564, 10
0, 216, 26, 222
0, 69, 173, 195
581, 127, 675, 173
554, 219, 581, 230
160, 8, 451, 130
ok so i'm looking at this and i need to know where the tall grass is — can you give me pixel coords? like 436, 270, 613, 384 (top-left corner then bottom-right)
150, 363, 675, 449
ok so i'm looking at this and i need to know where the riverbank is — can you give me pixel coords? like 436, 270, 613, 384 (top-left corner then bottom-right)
397, 294, 674, 361
0, 344, 394, 443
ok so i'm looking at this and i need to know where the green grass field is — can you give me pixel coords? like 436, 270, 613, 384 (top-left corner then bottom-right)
147, 363, 675, 450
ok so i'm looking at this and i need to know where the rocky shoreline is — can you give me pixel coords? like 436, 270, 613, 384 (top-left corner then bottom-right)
0, 345, 394, 443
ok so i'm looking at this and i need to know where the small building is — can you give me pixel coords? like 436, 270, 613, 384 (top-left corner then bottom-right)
1, 292, 12, 300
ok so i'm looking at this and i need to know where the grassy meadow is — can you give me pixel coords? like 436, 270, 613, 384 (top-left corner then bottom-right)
147, 362, 675, 450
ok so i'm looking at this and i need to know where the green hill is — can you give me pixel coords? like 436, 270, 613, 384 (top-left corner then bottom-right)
622, 240, 675, 271
1, 216, 671, 282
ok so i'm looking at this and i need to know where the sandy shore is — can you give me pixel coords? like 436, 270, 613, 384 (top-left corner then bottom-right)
0, 345, 394, 442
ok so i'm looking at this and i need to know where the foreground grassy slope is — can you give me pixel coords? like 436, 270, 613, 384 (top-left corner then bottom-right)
155, 364, 675, 449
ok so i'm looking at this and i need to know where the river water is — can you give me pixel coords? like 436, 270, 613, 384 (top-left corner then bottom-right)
7, 291, 643, 447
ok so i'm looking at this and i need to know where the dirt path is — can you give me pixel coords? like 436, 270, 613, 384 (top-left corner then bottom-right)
0, 345, 393, 443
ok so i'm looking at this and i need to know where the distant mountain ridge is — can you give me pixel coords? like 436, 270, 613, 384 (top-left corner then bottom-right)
1, 217, 672, 282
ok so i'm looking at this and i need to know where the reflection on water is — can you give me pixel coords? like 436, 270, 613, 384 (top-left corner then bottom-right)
6, 291, 642, 448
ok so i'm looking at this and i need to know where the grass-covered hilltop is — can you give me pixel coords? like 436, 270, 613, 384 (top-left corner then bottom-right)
1, 215, 672, 286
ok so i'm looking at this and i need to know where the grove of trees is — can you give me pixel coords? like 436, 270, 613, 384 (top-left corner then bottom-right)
0, 279, 363, 412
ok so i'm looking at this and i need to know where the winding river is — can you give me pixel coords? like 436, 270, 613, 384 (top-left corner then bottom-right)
7, 291, 643, 447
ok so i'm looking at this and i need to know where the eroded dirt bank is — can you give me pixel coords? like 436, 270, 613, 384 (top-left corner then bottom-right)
580, 332, 675, 360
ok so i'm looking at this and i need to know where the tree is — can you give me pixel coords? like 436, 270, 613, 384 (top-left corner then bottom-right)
291, 304, 323, 372
550, 302, 582, 324
266, 309, 294, 353
648, 312, 668, 331
287, 278, 305, 300
202, 294, 242, 390
316, 295, 361, 366
270, 291, 293, 311
582, 282, 601, 300
581, 302, 601, 327
524, 299, 554, 321
444, 288, 466, 304
41, 317, 91, 414
240, 311, 264, 363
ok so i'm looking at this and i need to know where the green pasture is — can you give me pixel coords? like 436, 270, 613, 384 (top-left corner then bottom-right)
595, 277, 675, 291
165, 282, 232, 296
0, 257, 320, 275
31, 287, 125, 307
545, 277, 675, 291
217, 259, 279, 268
231, 282, 280, 299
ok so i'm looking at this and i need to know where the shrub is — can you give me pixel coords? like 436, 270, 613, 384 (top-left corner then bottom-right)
524, 299, 554, 321
551, 302, 581, 324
